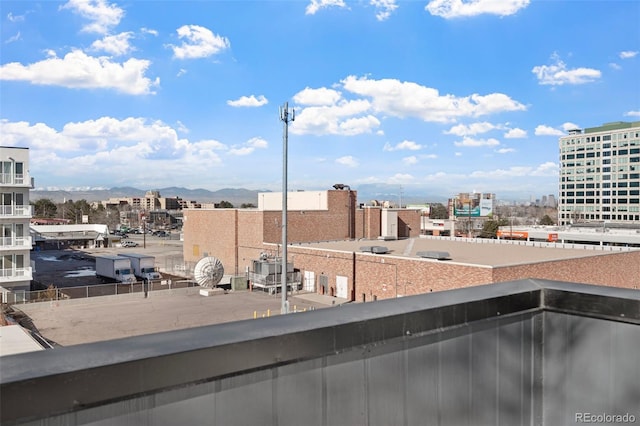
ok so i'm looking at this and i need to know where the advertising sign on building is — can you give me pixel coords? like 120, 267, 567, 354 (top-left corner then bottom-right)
452, 193, 494, 217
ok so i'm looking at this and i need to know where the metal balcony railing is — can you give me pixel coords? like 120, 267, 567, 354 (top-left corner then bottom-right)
0, 205, 32, 217
0, 266, 33, 281
0, 173, 30, 186
0, 236, 32, 249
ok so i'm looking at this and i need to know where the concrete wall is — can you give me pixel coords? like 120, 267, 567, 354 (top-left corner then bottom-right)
258, 190, 329, 211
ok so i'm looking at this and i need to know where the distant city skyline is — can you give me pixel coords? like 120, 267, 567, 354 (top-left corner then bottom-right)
1, 1, 639, 200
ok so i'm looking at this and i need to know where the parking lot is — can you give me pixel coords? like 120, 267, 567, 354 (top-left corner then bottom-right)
19, 232, 343, 347
31, 233, 185, 289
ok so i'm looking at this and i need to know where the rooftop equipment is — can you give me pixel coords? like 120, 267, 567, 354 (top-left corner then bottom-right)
417, 251, 451, 261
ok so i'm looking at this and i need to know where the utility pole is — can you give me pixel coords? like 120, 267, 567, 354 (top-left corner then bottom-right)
279, 102, 294, 315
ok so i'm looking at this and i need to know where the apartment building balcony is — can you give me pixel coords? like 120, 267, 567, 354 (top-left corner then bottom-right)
0, 266, 32, 282
1, 279, 638, 426
0, 205, 32, 218
0, 236, 32, 249
0, 173, 32, 188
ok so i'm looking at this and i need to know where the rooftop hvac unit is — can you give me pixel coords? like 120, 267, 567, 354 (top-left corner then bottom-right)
360, 246, 390, 254
417, 251, 451, 261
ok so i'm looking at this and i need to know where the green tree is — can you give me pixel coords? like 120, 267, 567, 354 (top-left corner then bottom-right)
31, 198, 57, 218
429, 203, 449, 219
241, 203, 256, 208
216, 200, 234, 208
539, 214, 555, 225
481, 217, 510, 238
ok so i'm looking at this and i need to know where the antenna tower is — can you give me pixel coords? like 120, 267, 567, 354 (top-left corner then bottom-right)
279, 102, 295, 314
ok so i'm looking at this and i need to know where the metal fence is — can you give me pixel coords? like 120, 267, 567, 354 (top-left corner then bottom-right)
4, 279, 199, 305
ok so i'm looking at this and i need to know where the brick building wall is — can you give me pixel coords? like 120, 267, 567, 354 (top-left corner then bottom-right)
183, 209, 238, 274
491, 250, 640, 289
285, 245, 640, 302
397, 210, 421, 239
286, 245, 493, 302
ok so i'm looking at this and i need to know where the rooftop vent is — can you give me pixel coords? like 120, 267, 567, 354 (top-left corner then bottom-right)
417, 251, 451, 261
360, 246, 390, 254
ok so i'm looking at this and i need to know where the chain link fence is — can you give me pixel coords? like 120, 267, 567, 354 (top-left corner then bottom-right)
4, 279, 199, 305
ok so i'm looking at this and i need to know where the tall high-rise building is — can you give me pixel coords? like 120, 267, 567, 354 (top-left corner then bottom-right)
0, 146, 33, 302
558, 121, 640, 226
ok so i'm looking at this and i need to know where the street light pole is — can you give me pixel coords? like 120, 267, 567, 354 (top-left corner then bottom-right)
279, 102, 294, 315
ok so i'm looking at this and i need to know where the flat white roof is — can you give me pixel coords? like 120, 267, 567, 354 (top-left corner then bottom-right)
0, 325, 45, 357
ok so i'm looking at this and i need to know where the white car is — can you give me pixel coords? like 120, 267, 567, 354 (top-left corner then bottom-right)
121, 241, 138, 247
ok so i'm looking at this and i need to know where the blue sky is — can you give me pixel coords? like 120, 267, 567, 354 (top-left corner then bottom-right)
1, 0, 639, 201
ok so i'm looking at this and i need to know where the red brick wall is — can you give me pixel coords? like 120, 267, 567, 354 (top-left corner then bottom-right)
286, 245, 493, 302
397, 210, 421, 239
492, 250, 640, 289
261, 190, 357, 244
183, 209, 237, 273
287, 245, 640, 302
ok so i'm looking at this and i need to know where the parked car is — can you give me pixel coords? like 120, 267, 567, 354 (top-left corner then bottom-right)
121, 241, 138, 247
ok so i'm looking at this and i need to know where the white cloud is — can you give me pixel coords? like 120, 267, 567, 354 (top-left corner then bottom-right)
228, 137, 268, 156
247, 137, 268, 149
169, 25, 230, 59
619, 51, 638, 59
0, 49, 159, 95
60, 0, 124, 34
371, 0, 398, 21
7, 12, 27, 22
306, 0, 347, 15
339, 115, 381, 136
293, 87, 342, 106
624, 111, 640, 117
383, 140, 422, 151
535, 125, 564, 136
532, 54, 601, 86
141, 27, 158, 36
90, 32, 134, 56
504, 128, 526, 138
496, 147, 515, 154
291, 99, 379, 136
426, 0, 530, 19
335, 155, 359, 167
388, 173, 414, 184
0, 116, 243, 188
445, 121, 498, 136
562, 122, 580, 131
342, 75, 525, 123
403, 156, 418, 165
470, 165, 547, 179
609, 62, 622, 71
530, 161, 558, 177
227, 95, 268, 107
5, 32, 21, 44
176, 68, 187, 77
176, 121, 189, 134
454, 137, 500, 147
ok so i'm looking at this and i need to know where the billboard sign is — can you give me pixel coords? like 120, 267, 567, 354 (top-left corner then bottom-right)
453, 195, 493, 217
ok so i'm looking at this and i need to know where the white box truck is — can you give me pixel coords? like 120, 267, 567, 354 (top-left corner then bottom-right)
95, 255, 137, 284
118, 253, 162, 281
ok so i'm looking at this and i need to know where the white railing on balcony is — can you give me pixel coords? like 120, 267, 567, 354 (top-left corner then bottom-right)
0, 266, 33, 281
0, 172, 30, 186
0, 236, 32, 249
0, 205, 32, 217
